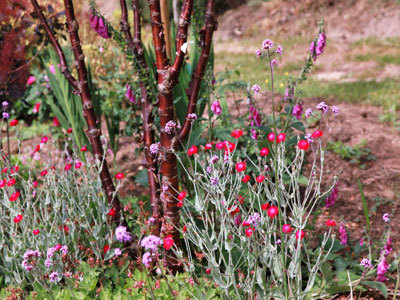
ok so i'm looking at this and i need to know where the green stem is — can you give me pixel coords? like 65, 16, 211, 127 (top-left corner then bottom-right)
267, 49, 288, 300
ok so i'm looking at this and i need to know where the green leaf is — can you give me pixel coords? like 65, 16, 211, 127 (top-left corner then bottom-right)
364, 281, 388, 299
334, 257, 348, 272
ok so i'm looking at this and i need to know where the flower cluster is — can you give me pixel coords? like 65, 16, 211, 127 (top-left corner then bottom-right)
115, 226, 132, 243
310, 32, 326, 60
22, 249, 41, 272
325, 183, 339, 208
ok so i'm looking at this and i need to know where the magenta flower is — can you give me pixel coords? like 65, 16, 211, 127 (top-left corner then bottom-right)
316, 33, 326, 56
249, 104, 262, 127
377, 257, 389, 282
251, 84, 261, 95
360, 258, 372, 268
339, 224, 347, 245
382, 213, 390, 222
211, 100, 222, 115
262, 39, 273, 50
256, 50, 262, 58
331, 106, 339, 115
149, 142, 160, 155
382, 238, 393, 256
164, 120, 177, 134
27, 76, 36, 85
270, 59, 278, 68
305, 108, 313, 118
90, 13, 110, 39
141, 235, 162, 252
49, 271, 59, 283
49, 65, 56, 74
276, 45, 283, 55
316, 102, 329, 114
325, 184, 339, 208
292, 103, 303, 120
142, 252, 153, 267
125, 84, 136, 104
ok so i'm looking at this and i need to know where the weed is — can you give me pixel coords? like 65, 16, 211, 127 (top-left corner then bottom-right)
327, 139, 376, 168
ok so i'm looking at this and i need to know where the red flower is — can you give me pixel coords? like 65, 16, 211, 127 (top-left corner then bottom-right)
75, 162, 82, 169
10, 119, 18, 127
107, 208, 116, 217
163, 235, 174, 250
115, 172, 124, 180
277, 133, 286, 143
245, 227, 254, 237
7, 178, 16, 187
267, 206, 279, 218
282, 224, 293, 233
67, 128, 73, 134
260, 147, 269, 156
225, 141, 236, 153
52, 117, 60, 127
183, 225, 187, 233
41, 136, 48, 143
0, 180, 6, 188
34, 144, 40, 153
178, 191, 187, 201
205, 143, 213, 150
241, 175, 250, 183
64, 164, 72, 171
298, 140, 310, 150
231, 129, 243, 139
296, 230, 305, 240
9, 192, 20, 201
177, 201, 183, 208
256, 175, 265, 183
228, 206, 239, 216
206, 268, 211, 274
1, 167, 7, 173
187, 145, 198, 156
54, 244, 62, 251
267, 132, 275, 142
64, 225, 69, 233
311, 130, 323, 138
13, 214, 23, 223
33, 229, 40, 235
261, 203, 270, 210
13, 166, 19, 172
326, 219, 336, 227
40, 170, 48, 177
80, 146, 87, 152
242, 221, 251, 227
33, 181, 38, 188
235, 162, 246, 172
215, 142, 225, 150
103, 244, 110, 253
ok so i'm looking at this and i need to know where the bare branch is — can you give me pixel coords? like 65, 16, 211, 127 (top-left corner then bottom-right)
179, 0, 216, 141
30, 0, 79, 91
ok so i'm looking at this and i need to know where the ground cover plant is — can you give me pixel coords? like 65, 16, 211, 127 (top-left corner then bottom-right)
1, 0, 399, 299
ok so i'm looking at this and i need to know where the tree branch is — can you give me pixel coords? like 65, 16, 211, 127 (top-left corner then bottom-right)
169, 0, 193, 84
30, 0, 79, 91
119, 0, 134, 50
178, 0, 216, 141
61, 0, 122, 225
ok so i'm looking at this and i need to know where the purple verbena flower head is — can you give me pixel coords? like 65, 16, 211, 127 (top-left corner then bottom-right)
22, 260, 33, 271
331, 106, 339, 115
60, 246, 68, 255
141, 235, 162, 252
150, 142, 160, 155
164, 120, 177, 134
246, 213, 261, 227
187, 113, 197, 120
209, 155, 219, 164
2, 101, 9, 108
292, 103, 303, 120
251, 84, 261, 95
270, 59, 278, 68
305, 133, 314, 144
211, 100, 222, 115
114, 248, 122, 256
262, 39, 273, 50
206, 166, 212, 173
382, 213, 390, 223
276, 45, 283, 55
305, 108, 313, 118
45, 259, 52, 268
210, 177, 219, 186
115, 226, 132, 243
256, 49, 262, 58
2, 112, 9, 119
49, 271, 59, 283
360, 258, 372, 268
316, 102, 329, 114
142, 252, 153, 267
234, 214, 242, 227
